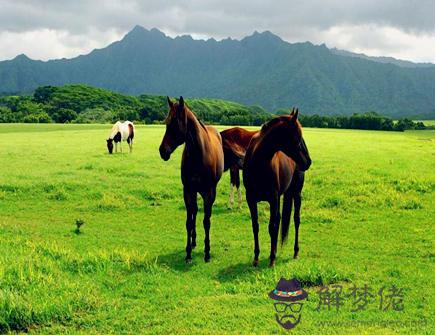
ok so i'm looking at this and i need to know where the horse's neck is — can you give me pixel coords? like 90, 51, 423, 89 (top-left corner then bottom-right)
185, 110, 208, 157
109, 123, 121, 139
250, 131, 279, 165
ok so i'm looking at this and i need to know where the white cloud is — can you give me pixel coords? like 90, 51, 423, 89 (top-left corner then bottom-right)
0, 28, 122, 60
294, 25, 435, 63
0, 0, 434, 63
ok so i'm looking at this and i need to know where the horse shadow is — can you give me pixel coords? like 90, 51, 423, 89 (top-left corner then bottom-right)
215, 259, 269, 283
156, 249, 203, 273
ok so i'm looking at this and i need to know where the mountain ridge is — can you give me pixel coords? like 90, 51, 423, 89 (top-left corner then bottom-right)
0, 26, 434, 118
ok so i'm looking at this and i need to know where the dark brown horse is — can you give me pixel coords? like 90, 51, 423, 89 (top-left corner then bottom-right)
243, 109, 311, 267
159, 96, 224, 263
220, 127, 257, 209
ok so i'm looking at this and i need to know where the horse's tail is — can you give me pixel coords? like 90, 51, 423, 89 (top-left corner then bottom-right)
280, 170, 305, 245
281, 191, 293, 245
128, 122, 134, 139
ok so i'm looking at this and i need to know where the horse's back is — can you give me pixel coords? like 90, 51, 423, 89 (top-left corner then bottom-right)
118, 121, 134, 140
221, 127, 256, 149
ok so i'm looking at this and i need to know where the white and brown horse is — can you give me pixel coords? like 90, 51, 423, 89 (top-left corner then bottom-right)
107, 121, 135, 154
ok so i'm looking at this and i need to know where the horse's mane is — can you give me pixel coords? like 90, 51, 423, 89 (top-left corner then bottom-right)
260, 115, 303, 135
167, 102, 207, 131
260, 117, 283, 133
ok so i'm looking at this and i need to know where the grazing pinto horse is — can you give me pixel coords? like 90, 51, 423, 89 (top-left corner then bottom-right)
243, 109, 311, 267
107, 121, 135, 154
159, 96, 224, 263
220, 127, 257, 209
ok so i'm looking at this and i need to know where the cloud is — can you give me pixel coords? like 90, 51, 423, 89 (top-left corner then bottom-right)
0, 0, 434, 62
0, 28, 122, 60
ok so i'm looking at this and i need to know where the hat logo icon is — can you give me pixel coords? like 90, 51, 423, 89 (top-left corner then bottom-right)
269, 278, 308, 330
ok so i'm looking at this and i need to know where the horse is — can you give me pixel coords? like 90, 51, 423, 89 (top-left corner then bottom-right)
106, 121, 135, 154
159, 96, 224, 263
243, 109, 311, 267
220, 127, 258, 209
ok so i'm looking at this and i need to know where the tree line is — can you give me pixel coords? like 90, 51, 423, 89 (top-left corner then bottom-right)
293, 112, 426, 131
0, 84, 429, 131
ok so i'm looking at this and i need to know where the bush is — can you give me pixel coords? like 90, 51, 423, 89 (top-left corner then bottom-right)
74, 108, 115, 124
22, 112, 52, 123
52, 109, 78, 123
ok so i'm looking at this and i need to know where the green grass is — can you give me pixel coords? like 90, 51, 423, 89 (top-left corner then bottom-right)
0, 124, 433, 334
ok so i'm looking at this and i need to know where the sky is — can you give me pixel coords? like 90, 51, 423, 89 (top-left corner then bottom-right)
1, 0, 435, 63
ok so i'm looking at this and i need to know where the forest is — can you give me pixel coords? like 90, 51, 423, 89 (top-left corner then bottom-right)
0, 84, 427, 131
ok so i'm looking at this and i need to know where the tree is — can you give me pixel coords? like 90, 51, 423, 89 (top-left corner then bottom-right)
52, 108, 78, 123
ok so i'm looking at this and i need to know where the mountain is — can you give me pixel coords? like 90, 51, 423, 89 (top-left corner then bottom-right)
1, 25, 434, 118
330, 48, 435, 68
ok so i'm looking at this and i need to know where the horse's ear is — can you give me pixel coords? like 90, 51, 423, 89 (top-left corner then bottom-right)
177, 96, 186, 119
292, 108, 299, 122
290, 107, 295, 116
167, 96, 174, 108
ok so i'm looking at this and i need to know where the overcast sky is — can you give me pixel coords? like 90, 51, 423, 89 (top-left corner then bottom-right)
1, 0, 435, 63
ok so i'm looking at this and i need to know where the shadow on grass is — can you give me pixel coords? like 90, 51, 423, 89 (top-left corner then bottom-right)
157, 248, 205, 273
215, 259, 268, 283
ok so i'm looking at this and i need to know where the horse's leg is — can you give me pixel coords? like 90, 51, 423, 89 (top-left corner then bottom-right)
293, 172, 305, 259
191, 197, 198, 250
237, 187, 242, 209
115, 142, 117, 153
268, 195, 281, 267
120, 141, 123, 153
293, 192, 302, 259
247, 196, 259, 266
234, 167, 242, 209
201, 187, 216, 262
183, 188, 197, 263
127, 138, 132, 153
228, 183, 234, 209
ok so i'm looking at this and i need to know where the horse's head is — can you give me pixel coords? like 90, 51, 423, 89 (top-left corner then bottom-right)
159, 96, 188, 161
262, 108, 312, 171
107, 138, 114, 154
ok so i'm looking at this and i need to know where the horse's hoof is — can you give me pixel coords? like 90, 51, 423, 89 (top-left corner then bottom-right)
252, 259, 259, 267
204, 255, 211, 262
269, 260, 276, 268
185, 258, 192, 264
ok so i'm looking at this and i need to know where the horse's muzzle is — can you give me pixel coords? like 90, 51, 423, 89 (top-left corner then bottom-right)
159, 146, 171, 161
299, 157, 312, 171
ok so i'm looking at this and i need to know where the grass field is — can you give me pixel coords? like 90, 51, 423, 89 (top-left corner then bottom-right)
0, 124, 433, 334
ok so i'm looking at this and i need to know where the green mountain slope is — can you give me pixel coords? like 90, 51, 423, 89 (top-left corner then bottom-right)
0, 84, 270, 125
0, 26, 434, 118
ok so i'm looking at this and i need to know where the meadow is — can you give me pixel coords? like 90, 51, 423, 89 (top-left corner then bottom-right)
0, 123, 433, 334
